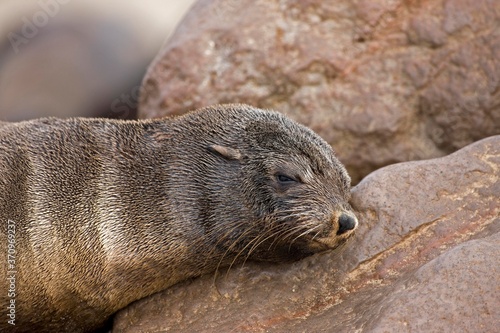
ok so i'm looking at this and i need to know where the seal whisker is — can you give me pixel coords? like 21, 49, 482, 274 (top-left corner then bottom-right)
289, 224, 323, 247
264, 221, 312, 251
231, 222, 286, 268
277, 223, 310, 241
227, 221, 284, 268
216, 224, 258, 275
243, 224, 290, 261
199, 220, 255, 277
211, 223, 252, 286
311, 228, 324, 241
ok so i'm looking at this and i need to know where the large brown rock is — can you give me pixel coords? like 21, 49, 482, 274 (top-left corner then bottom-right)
113, 136, 499, 332
139, 0, 500, 183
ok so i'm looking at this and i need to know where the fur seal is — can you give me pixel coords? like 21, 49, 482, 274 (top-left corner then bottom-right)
0, 104, 357, 332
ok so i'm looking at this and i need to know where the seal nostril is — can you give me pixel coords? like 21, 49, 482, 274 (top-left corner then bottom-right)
337, 213, 357, 235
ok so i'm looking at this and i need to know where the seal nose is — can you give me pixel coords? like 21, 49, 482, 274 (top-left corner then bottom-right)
337, 213, 357, 235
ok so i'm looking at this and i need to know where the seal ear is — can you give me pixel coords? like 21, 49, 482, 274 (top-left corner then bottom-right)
208, 144, 242, 160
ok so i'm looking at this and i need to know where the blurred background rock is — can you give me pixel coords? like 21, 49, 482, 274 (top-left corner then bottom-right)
0, 0, 196, 121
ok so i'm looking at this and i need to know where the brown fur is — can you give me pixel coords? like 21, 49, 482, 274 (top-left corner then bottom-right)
0, 104, 357, 332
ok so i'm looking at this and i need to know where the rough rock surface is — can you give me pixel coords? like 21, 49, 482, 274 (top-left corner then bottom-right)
139, 0, 500, 183
113, 136, 499, 333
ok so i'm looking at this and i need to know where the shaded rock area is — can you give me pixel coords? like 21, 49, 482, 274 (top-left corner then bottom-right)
139, 0, 500, 183
113, 136, 499, 332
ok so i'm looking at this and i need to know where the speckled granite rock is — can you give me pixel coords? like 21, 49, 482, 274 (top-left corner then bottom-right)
113, 136, 499, 333
139, 0, 500, 184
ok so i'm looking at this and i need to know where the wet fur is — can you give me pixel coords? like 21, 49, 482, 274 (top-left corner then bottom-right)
0, 104, 356, 332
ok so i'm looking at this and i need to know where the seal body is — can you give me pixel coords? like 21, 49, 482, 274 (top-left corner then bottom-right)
0, 104, 357, 332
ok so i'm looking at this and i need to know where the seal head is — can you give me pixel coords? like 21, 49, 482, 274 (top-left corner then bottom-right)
176, 104, 358, 263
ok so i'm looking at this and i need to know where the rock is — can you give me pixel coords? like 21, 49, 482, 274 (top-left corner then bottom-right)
112, 136, 499, 332
0, 0, 196, 121
139, 0, 500, 184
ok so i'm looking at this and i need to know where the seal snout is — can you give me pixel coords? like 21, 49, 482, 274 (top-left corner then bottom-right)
336, 213, 358, 235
